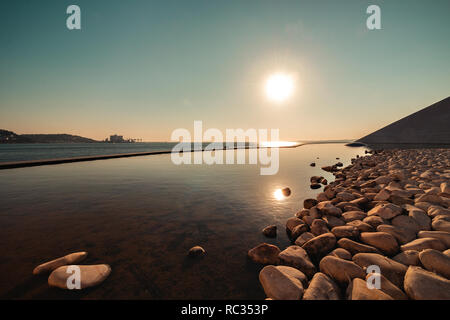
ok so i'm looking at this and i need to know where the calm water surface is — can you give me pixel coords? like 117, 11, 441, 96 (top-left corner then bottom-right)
0, 143, 367, 299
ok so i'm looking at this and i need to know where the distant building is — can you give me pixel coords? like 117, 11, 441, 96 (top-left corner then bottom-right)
105, 134, 140, 143
109, 134, 125, 143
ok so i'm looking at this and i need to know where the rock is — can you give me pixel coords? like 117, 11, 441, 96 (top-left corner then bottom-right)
323, 215, 346, 228
282, 187, 291, 197
408, 209, 431, 231
278, 246, 316, 278
317, 192, 328, 202
290, 224, 309, 241
360, 232, 399, 256
417, 230, 450, 248
374, 176, 392, 185
368, 203, 403, 219
418, 249, 450, 279
363, 216, 387, 229
310, 219, 330, 236
428, 205, 450, 218
286, 217, 304, 235
319, 256, 365, 285
316, 201, 342, 217
403, 266, 450, 300
303, 198, 318, 209
33, 252, 88, 275
393, 250, 420, 266
48, 264, 111, 289
415, 194, 444, 206
248, 243, 281, 264
376, 224, 416, 245
374, 189, 390, 201
302, 233, 337, 261
310, 183, 321, 189
364, 273, 408, 300
259, 265, 304, 300
391, 215, 420, 234
347, 278, 393, 300
432, 218, 450, 232
303, 272, 341, 300
352, 253, 407, 288
275, 266, 308, 287
331, 226, 359, 239
445, 249, 450, 257
310, 162, 316, 167
294, 232, 315, 246
342, 211, 367, 223
400, 238, 446, 252
414, 202, 433, 212
336, 192, 356, 202
337, 238, 381, 255
328, 248, 352, 260
295, 208, 310, 218
346, 220, 374, 232
321, 178, 328, 185
262, 225, 277, 238
441, 182, 450, 194
188, 246, 206, 258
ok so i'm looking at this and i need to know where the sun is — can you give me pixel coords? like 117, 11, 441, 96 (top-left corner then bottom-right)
265, 73, 294, 102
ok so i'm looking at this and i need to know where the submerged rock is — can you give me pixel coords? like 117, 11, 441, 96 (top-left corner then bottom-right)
33, 252, 88, 275
188, 246, 206, 258
262, 225, 277, 238
48, 264, 111, 289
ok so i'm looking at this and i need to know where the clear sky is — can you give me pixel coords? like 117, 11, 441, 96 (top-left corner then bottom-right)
1, 0, 449, 141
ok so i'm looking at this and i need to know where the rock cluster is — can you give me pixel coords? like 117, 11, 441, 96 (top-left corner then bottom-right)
33, 251, 111, 290
248, 148, 450, 300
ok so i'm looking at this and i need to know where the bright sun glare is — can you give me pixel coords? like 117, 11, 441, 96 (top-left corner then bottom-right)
265, 73, 294, 102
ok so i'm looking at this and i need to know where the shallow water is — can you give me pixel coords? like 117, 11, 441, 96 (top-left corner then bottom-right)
0, 143, 367, 299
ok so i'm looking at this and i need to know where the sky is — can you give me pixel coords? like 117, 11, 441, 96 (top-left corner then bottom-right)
0, 0, 449, 141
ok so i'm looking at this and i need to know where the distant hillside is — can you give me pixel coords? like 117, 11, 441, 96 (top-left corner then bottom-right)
0, 130, 98, 143
358, 97, 450, 144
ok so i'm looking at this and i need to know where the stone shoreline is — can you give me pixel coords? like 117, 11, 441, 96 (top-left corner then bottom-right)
248, 148, 450, 300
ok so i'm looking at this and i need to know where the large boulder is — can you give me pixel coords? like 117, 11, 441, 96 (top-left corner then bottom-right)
248, 243, 281, 264
418, 249, 450, 279
259, 265, 304, 300
360, 232, 399, 256
338, 238, 381, 256
331, 226, 359, 239
310, 219, 330, 236
392, 250, 420, 266
303, 272, 341, 300
352, 253, 407, 288
376, 224, 416, 245
328, 248, 352, 260
319, 256, 365, 285
278, 246, 316, 278
316, 201, 342, 217
342, 211, 367, 223
408, 209, 431, 231
294, 232, 315, 246
400, 238, 446, 252
346, 278, 393, 300
302, 233, 337, 261
403, 266, 450, 300
365, 273, 408, 300
368, 203, 403, 219
417, 230, 450, 248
